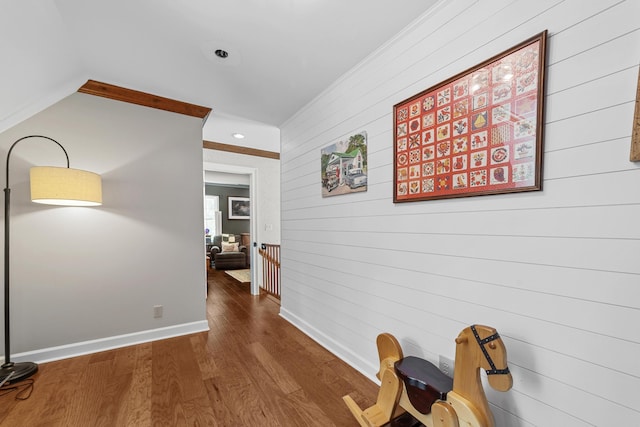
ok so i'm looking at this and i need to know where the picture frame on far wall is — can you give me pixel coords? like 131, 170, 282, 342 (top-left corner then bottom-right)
228, 196, 250, 219
393, 31, 548, 202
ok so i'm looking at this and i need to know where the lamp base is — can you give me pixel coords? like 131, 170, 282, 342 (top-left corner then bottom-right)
0, 361, 38, 384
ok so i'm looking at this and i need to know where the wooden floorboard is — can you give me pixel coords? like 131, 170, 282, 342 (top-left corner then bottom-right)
0, 268, 378, 426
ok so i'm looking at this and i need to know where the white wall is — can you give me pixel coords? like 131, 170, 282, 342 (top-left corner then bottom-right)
204, 170, 250, 186
1, 92, 208, 362
280, 1, 640, 426
203, 112, 281, 153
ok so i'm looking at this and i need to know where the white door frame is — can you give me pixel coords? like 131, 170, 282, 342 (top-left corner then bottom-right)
203, 161, 259, 295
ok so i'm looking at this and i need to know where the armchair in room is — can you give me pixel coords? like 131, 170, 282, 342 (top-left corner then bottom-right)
210, 234, 248, 270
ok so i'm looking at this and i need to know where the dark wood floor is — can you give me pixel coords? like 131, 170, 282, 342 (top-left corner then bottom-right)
0, 268, 377, 426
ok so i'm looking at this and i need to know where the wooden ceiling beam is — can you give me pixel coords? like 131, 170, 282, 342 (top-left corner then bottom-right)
203, 140, 279, 160
78, 79, 211, 120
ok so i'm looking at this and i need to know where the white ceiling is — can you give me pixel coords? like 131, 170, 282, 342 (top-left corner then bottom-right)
52, 0, 439, 127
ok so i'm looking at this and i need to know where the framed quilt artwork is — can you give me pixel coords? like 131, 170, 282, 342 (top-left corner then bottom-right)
631, 67, 640, 162
393, 31, 548, 202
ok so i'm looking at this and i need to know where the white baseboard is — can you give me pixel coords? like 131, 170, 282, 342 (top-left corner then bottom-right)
7, 320, 210, 365
279, 307, 379, 384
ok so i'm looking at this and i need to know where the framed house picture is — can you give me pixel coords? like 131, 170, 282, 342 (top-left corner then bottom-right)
228, 196, 250, 219
321, 131, 368, 197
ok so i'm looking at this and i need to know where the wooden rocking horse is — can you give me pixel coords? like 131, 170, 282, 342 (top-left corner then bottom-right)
343, 325, 513, 427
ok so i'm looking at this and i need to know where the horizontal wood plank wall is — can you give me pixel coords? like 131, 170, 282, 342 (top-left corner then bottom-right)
279, 1, 640, 426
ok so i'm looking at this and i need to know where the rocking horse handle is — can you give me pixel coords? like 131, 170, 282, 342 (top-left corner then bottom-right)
458, 334, 498, 349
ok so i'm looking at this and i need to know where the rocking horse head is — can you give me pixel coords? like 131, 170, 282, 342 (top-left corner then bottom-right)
455, 324, 513, 392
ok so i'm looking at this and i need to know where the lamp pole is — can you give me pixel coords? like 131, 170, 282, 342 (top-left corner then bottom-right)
1, 135, 70, 383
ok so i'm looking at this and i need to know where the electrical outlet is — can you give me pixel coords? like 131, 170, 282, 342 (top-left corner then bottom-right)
439, 355, 454, 378
153, 305, 163, 318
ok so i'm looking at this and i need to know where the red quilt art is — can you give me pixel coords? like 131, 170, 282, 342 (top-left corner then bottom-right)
394, 32, 547, 202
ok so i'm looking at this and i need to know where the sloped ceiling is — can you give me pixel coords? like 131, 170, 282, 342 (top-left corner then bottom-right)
1, 0, 439, 135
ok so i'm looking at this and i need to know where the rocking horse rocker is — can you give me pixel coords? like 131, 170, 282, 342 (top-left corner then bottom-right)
343, 325, 513, 427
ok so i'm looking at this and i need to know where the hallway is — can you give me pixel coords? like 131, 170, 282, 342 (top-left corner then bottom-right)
203, 268, 379, 425
0, 269, 377, 426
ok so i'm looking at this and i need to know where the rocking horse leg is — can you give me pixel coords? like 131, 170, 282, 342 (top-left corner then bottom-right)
343, 395, 372, 427
431, 401, 458, 427
343, 333, 405, 426
343, 368, 402, 427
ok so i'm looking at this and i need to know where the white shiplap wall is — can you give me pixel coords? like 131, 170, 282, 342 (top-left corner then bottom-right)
279, 1, 640, 426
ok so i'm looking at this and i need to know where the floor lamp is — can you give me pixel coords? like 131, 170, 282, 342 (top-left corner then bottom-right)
1, 135, 102, 384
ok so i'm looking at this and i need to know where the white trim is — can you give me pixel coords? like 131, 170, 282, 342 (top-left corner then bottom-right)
279, 307, 379, 384
249, 169, 258, 295
6, 320, 209, 365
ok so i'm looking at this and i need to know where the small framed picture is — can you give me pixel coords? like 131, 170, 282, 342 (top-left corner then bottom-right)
228, 197, 250, 219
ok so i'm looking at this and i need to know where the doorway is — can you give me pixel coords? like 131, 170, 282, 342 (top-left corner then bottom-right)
203, 161, 259, 295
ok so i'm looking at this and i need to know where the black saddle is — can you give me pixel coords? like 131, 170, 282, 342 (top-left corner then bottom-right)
394, 356, 453, 415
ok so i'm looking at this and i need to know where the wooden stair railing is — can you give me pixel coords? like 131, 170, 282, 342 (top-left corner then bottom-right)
258, 243, 281, 298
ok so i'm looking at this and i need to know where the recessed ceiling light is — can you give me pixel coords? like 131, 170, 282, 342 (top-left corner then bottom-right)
200, 41, 241, 66
232, 133, 245, 139
214, 49, 229, 59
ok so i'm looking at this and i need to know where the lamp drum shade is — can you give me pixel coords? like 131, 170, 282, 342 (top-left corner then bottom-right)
30, 166, 102, 206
